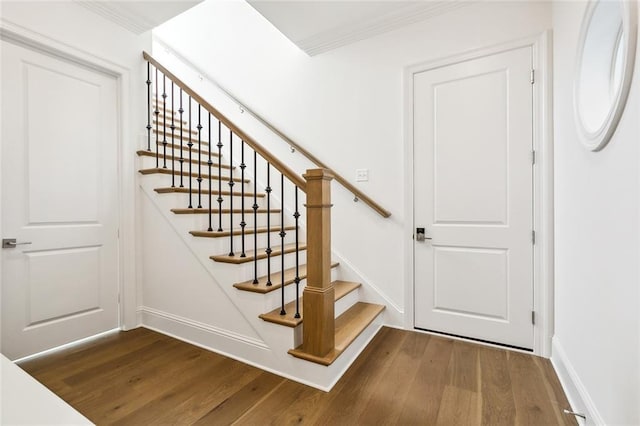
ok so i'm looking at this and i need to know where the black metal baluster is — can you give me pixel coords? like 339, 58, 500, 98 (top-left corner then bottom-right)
170, 82, 175, 187
217, 121, 223, 232
154, 68, 159, 168
207, 113, 213, 232
179, 90, 184, 188
280, 174, 286, 316
294, 187, 301, 318
188, 96, 193, 209
240, 140, 246, 257
266, 163, 272, 286
162, 75, 167, 168
146, 63, 151, 151
228, 130, 234, 256
197, 105, 203, 208
252, 151, 259, 285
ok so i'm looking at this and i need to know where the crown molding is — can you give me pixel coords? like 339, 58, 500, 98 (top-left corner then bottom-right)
73, 1, 201, 35
74, 1, 154, 34
297, 1, 470, 56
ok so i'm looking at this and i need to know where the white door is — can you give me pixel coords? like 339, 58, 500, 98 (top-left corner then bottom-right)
413, 46, 534, 349
1, 41, 120, 360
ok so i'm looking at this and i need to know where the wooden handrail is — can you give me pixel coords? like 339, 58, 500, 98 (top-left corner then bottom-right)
143, 51, 306, 192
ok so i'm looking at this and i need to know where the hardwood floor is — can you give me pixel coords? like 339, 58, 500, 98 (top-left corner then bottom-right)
18, 327, 577, 425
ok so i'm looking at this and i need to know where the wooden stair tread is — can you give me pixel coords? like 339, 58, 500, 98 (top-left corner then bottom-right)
210, 243, 306, 264
190, 225, 296, 238
288, 302, 385, 366
137, 150, 231, 169
233, 262, 339, 293
139, 168, 248, 183
155, 187, 265, 197
259, 281, 361, 328
172, 207, 279, 214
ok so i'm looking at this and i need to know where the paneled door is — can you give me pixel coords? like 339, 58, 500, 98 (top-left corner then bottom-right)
1, 41, 119, 360
413, 46, 534, 349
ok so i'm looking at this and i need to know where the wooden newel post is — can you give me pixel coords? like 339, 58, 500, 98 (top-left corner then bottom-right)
302, 168, 335, 357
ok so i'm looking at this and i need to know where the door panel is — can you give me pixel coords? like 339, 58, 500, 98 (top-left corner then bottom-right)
414, 46, 534, 349
26, 62, 102, 223
1, 41, 119, 360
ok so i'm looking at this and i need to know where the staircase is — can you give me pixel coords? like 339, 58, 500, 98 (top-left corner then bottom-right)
138, 52, 385, 384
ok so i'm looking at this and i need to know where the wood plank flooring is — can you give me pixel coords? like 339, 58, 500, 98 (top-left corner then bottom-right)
17, 327, 577, 425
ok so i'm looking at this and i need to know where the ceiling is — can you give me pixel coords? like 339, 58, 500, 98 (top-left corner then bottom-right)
75, 0, 203, 34
247, 1, 468, 56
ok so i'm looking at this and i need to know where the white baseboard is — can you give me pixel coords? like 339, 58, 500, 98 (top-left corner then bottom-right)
551, 336, 604, 426
139, 306, 268, 350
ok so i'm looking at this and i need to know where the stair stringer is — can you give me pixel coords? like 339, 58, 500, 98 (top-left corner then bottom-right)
138, 176, 384, 391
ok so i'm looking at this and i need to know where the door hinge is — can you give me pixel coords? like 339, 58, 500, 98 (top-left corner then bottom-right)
532, 311, 536, 325
532, 230, 536, 244
530, 69, 535, 84
532, 150, 536, 165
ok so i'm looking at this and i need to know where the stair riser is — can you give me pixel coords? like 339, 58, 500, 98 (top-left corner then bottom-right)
152, 130, 211, 145
158, 192, 269, 211
172, 211, 284, 231
227, 250, 308, 280
139, 156, 232, 178
260, 268, 341, 312
140, 173, 253, 193
335, 287, 360, 318
190, 231, 304, 256
262, 281, 306, 313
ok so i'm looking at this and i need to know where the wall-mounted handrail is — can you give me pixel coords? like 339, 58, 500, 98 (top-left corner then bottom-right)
143, 51, 306, 192
144, 49, 391, 218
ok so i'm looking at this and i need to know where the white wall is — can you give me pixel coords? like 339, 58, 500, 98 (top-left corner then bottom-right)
0, 1, 152, 329
552, 2, 640, 425
154, 0, 551, 317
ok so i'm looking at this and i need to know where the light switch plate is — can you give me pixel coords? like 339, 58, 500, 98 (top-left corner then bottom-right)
356, 169, 369, 182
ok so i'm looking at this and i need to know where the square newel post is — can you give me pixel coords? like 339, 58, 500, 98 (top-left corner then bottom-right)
302, 168, 335, 357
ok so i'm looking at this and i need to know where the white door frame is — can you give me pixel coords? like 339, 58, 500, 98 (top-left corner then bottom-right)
0, 22, 139, 333
403, 31, 554, 357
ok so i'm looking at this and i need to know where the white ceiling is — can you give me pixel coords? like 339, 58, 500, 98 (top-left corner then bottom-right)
75, 0, 202, 34
247, 1, 468, 56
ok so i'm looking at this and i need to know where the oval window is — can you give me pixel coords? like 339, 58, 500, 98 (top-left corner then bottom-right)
574, 0, 637, 151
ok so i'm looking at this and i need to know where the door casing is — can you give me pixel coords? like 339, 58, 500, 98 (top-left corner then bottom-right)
403, 32, 554, 357
0, 22, 139, 346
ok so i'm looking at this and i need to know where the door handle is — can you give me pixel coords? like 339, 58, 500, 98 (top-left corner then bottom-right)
2, 238, 33, 248
416, 228, 432, 242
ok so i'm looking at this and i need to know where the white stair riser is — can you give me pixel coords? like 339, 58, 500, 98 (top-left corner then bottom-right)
171, 211, 284, 231
229, 250, 309, 283
189, 230, 305, 256
260, 267, 342, 312
157, 192, 270, 212
152, 129, 211, 144
139, 156, 231, 177
139, 173, 253, 193
335, 287, 360, 318
262, 281, 306, 313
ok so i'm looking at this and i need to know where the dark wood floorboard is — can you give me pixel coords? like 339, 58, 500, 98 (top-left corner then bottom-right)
17, 327, 577, 425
